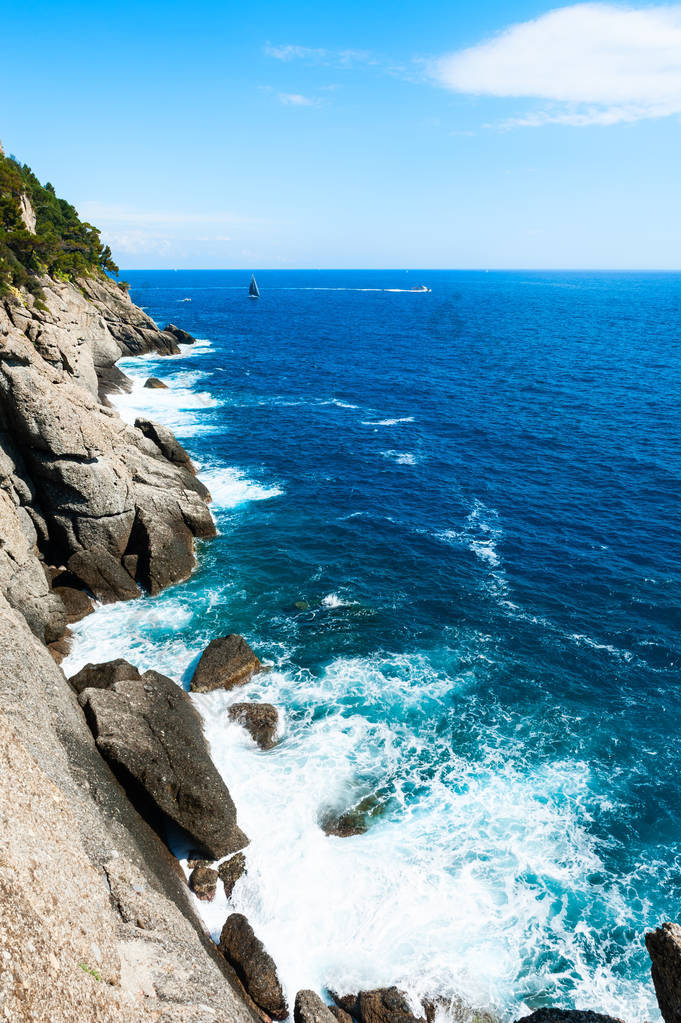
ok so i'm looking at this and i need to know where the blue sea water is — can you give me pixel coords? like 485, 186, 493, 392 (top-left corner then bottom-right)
65, 270, 681, 1022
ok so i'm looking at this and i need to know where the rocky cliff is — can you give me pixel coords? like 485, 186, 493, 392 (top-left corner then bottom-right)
0, 273, 257, 1022
0, 274, 214, 656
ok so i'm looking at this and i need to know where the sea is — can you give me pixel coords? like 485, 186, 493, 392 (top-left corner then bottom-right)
62, 269, 681, 1023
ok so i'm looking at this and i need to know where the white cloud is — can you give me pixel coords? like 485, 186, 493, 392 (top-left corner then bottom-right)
277, 92, 319, 106
265, 43, 376, 67
432, 3, 681, 126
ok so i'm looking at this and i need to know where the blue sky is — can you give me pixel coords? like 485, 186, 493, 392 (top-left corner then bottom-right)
2, 0, 680, 268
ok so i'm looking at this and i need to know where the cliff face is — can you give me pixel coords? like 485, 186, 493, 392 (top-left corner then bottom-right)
0, 276, 255, 1023
0, 274, 215, 652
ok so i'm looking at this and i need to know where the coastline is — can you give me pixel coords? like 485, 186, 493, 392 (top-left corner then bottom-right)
0, 270, 677, 1023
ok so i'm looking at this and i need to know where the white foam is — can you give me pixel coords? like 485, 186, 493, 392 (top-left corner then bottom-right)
381, 450, 418, 466
321, 593, 356, 609
362, 417, 415, 427
199, 466, 284, 509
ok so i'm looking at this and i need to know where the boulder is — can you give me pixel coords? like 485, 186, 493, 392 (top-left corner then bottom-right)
134, 417, 194, 469
218, 851, 246, 898
68, 657, 141, 696
646, 922, 681, 1023
52, 585, 94, 624
321, 794, 386, 838
67, 546, 139, 604
190, 635, 262, 693
330, 1008, 356, 1023
228, 703, 278, 750
189, 864, 218, 902
513, 1012, 625, 1023
79, 668, 248, 859
296, 991, 339, 1023
126, 506, 196, 596
331, 994, 360, 1019
358, 988, 425, 1023
144, 377, 168, 389
163, 323, 195, 346
219, 913, 287, 1020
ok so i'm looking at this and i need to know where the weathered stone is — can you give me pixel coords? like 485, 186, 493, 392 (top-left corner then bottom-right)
79, 669, 248, 859
329, 1007, 356, 1023
190, 635, 262, 693
358, 988, 424, 1023
218, 852, 246, 898
228, 703, 278, 749
52, 585, 94, 624
189, 864, 218, 902
126, 506, 196, 596
646, 922, 681, 1023
219, 913, 287, 1020
331, 994, 360, 1020
513, 1012, 625, 1023
295, 990, 339, 1023
67, 546, 140, 603
163, 323, 195, 346
134, 417, 194, 469
143, 377, 168, 389
68, 658, 142, 696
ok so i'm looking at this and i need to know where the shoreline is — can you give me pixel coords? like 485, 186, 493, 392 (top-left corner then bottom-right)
0, 271, 675, 1023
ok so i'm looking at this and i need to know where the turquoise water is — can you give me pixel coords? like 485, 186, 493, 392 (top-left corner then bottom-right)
65, 270, 681, 1022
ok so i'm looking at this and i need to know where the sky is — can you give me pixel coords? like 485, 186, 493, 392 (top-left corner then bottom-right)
1, 0, 681, 269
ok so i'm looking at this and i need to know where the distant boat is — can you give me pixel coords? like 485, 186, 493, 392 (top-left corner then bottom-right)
249, 274, 260, 299
410, 285, 429, 292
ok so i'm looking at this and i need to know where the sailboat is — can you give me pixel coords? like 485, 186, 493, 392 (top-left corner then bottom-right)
248, 274, 260, 300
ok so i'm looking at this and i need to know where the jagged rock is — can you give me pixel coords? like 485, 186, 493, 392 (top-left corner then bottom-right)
228, 703, 278, 749
646, 922, 681, 1023
190, 635, 262, 693
321, 793, 386, 837
52, 585, 94, 624
219, 913, 287, 1020
358, 989, 425, 1023
144, 377, 168, 389
68, 657, 141, 695
296, 990, 339, 1023
127, 505, 196, 596
330, 1007, 356, 1023
79, 668, 248, 858
134, 417, 194, 469
218, 851, 246, 898
163, 323, 195, 346
513, 1012, 625, 1023
67, 546, 139, 604
189, 864, 218, 901
331, 994, 360, 1019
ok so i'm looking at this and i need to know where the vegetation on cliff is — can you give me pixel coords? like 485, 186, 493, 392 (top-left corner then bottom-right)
0, 149, 118, 301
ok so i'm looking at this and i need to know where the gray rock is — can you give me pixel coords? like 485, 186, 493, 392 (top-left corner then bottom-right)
228, 703, 278, 749
296, 991, 339, 1023
52, 585, 94, 624
218, 851, 246, 898
68, 657, 141, 695
134, 417, 194, 469
189, 864, 219, 902
79, 668, 248, 859
67, 546, 139, 604
219, 913, 287, 1020
143, 377, 168, 389
646, 922, 681, 1023
191, 635, 262, 693
513, 1012, 625, 1023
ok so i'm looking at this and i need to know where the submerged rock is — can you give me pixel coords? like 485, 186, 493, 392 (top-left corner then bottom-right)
79, 668, 248, 858
189, 864, 218, 902
321, 793, 387, 837
190, 635, 262, 693
646, 922, 681, 1023
68, 657, 141, 695
295, 991, 339, 1023
143, 376, 168, 389
219, 913, 288, 1020
218, 851, 246, 898
228, 702, 278, 749
513, 1012, 625, 1023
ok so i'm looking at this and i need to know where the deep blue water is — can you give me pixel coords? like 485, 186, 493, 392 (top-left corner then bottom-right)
67, 270, 681, 1021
